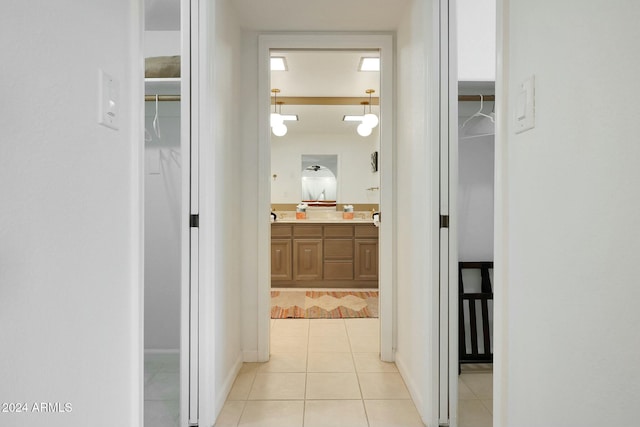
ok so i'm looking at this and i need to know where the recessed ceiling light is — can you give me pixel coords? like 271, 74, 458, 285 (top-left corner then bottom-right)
358, 57, 380, 72
343, 115, 364, 122
271, 56, 288, 71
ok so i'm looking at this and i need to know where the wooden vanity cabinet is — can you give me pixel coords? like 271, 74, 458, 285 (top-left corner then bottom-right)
271, 222, 378, 288
323, 225, 354, 280
271, 225, 292, 281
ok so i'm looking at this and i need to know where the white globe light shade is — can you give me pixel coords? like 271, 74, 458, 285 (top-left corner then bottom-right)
363, 113, 379, 128
270, 113, 283, 127
357, 123, 373, 137
272, 123, 288, 136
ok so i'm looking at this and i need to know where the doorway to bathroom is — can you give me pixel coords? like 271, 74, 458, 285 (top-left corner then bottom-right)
257, 35, 395, 363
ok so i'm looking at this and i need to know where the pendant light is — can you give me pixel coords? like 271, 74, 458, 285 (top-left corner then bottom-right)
272, 100, 288, 137
356, 101, 373, 137
362, 89, 379, 128
270, 89, 284, 127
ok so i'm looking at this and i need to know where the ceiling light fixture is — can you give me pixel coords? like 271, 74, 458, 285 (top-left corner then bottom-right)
271, 92, 295, 137
363, 89, 380, 129
358, 57, 380, 72
356, 102, 373, 137
270, 89, 283, 127
270, 56, 288, 71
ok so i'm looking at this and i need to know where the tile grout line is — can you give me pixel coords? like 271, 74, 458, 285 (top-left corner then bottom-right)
346, 319, 372, 427
302, 319, 310, 426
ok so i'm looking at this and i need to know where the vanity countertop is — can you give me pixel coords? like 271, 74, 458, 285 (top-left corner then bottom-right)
272, 210, 376, 224
274, 218, 375, 224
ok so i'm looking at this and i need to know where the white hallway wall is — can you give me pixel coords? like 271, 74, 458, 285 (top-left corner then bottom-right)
199, 1, 244, 425
395, 0, 439, 425
144, 30, 181, 350
0, 1, 143, 426
497, 0, 640, 425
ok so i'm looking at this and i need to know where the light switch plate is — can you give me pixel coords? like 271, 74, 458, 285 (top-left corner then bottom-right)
515, 75, 535, 134
98, 69, 119, 130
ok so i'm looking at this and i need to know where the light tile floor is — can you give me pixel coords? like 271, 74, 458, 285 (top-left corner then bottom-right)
145, 352, 180, 427
216, 318, 425, 427
145, 323, 494, 427
458, 366, 493, 427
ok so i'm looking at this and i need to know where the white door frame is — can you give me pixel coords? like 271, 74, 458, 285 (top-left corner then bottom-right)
180, 0, 198, 425
439, 0, 459, 425
257, 34, 396, 362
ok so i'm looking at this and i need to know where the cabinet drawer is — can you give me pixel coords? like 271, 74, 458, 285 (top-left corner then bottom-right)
355, 225, 378, 238
272, 224, 292, 237
324, 261, 354, 280
324, 225, 354, 237
324, 239, 353, 259
294, 225, 323, 237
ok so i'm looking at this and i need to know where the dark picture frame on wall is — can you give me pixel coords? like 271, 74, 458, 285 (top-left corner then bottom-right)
371, 151, 378, 172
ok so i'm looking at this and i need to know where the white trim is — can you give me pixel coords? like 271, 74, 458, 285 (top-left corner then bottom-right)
257, 33, 396, 363
446, 0, 459, 426
243, 351, 259, 363
179, 1, 193, 427
129, 2, 144, 427
494, 0, 509, 425
215, 353, 244, 418
395, 351, 427, 426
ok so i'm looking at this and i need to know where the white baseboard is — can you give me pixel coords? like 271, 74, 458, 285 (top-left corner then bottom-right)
243, 351, 259, 362
214, 352, 244, 420
144, 348, 180, 354
394, 351, 427, 425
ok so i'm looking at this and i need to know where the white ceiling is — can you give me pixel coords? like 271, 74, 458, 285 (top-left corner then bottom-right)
271, 51, 380, 135
271, 50, 379, 97
145, 0, 411, 31
231, 0, 411, 31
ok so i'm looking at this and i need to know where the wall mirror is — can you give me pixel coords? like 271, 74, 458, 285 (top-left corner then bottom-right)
270, 50, 381, 207
301, 154, 337, 202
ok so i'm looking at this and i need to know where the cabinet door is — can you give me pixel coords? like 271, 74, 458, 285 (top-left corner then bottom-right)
293, 239, 323, 280
355, 239, 378, 280
271, 239, 292, 281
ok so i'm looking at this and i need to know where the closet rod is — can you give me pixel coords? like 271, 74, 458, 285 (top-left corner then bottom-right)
145, 95, 180, 102
459, 95, 495, 102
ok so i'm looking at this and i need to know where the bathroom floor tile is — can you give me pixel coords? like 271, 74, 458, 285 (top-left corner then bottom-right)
481, 399, 493, 415
308, 334, 351, 353
348, 333, 380, 352
259, 352, 307, 373
459, 372, 493, 399
214, 401, 245, 427
271, 322, 310, 340
307, 352, 355, 372
304, 400, 368, 427
305, 372, 361, 399
344, 317, 380, 334
309, 320, 348, 338
238, 400, 304, 427
352, 353, 398, 373
270, 335, 309, 353
228, 372, 256, 400
458, 399, 493, 427
364, 399, 425, 427
458, 376, 477, 400
248, 373, 306, 400
358, 373, 410, 399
